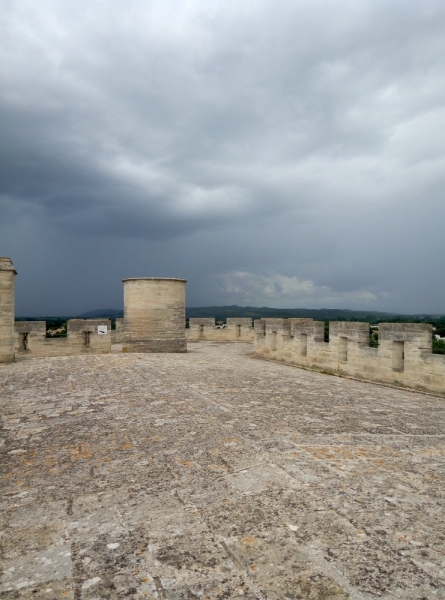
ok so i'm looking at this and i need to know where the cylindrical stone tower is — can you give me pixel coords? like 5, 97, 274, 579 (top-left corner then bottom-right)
122, 278, 187, 353
0, 257, 17, 363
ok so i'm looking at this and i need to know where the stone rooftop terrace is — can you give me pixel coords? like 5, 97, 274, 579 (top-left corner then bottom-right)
1, 342, 445, 599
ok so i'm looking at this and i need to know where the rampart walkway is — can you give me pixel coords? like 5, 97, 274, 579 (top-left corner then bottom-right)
1, 343, 445, 598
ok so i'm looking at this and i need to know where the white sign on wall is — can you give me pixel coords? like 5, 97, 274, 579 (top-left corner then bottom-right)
98, 326, 108, 335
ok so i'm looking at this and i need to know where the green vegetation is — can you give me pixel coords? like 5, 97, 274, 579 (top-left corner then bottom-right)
15, 317, 69, 337
369, 330, 378, 348
433, 338, 445, 355
45, 319, 67, 337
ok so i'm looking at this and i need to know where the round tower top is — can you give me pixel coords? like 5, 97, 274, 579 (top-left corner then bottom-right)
122, 277, 186, 283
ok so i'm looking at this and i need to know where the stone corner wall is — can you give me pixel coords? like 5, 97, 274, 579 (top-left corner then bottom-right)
254, 318, 445, 395
0, 257, 17, 363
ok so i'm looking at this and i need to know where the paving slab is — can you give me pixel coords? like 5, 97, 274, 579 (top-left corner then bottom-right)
1, 342, 445, 599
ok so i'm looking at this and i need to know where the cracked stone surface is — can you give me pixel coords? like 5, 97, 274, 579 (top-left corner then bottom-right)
1, 341, 445, 599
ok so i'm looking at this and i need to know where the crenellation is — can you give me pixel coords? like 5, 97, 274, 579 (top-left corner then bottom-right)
14, 319, 111, 357
15, 320, 46, 355
67, 318, 111, 355
255, 319, 445, 395
226, 317, 255, 341
187, 317, 254, 342
188, 317, 216, 340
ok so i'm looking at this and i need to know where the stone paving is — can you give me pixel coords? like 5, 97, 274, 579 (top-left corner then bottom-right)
1, 342, 445, 599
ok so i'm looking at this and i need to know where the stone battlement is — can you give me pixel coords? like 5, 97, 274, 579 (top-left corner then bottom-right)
187, 318, 255, 342
15, 319, 111, 358
254, 318, 445, 395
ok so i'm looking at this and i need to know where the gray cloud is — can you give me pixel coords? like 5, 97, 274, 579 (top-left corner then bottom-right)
1, 0, 444, 315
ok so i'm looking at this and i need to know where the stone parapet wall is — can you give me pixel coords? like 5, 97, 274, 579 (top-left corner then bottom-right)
254, 318, 445, 395
187, 318, 255, 342
15, 319, 111, 358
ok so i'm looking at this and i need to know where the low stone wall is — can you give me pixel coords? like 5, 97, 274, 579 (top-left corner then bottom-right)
254, 318, 445, 395
15, 319, 111, 358
187, 318, 255, 342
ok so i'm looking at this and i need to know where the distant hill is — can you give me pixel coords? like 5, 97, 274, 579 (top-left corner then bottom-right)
18, 305, 445, 323
81, 306, 403, 321
186, 305, 445, 323
186, 305, 400, 322
79, 308, 123, 318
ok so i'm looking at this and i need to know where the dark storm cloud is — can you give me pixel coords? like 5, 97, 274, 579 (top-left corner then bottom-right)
1, 0, 445, 314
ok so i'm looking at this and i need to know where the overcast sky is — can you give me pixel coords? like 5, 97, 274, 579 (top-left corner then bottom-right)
1, 0, 444, 316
